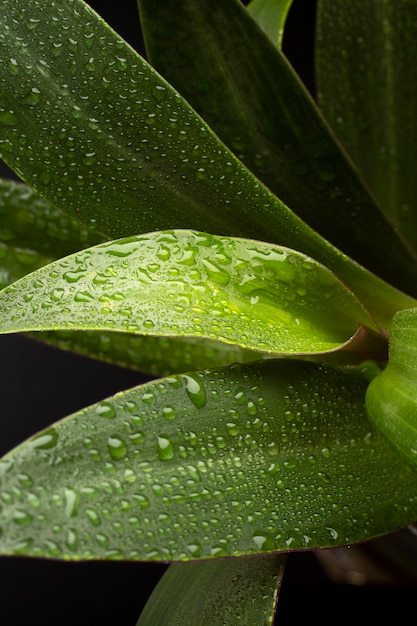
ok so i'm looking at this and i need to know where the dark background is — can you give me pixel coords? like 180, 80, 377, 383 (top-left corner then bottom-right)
1, 1, 416, 623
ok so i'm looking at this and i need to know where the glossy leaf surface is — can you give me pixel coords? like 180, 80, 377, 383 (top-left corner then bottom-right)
0, 230, 376, 356
137, 0, 417, 294
0, 0, 416, 324
0, 178, 104, 288
366, 308, 417, 470
0, 0, 327, 254
2, 360, 417, 560
137, 554, 284, 625
0, 179, 265, 374
316, 0, 417, 251
247, 0, 294, 47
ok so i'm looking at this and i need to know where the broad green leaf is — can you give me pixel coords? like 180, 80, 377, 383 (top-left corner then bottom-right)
0, 179, 264, 374
137, 0, 417, 294
0, 230, 379, 356
247, 0, 294, 47
0, 178, 104, 288
0, 0, 416, 325
137, 554, 284, 625
366, 307, 417, 471
2, 359, 417, 560
36, 331, 268, 376
316, 0, 417, 252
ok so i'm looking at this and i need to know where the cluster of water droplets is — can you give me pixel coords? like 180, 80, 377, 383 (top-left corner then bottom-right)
0, 230, 362, 356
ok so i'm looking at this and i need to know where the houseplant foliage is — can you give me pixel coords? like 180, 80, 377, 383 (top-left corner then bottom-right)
0, 0, 417, 622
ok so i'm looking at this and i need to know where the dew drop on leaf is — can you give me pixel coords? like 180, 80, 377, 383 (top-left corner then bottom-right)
183, 374, 207, 409
107, 435, 128, 461
96, 401, 116, 419
157, 435, 175, 461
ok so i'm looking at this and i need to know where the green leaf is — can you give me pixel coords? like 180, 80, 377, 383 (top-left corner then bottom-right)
0, 178, 104, 288
137, 554, 284, 625
0, 0, 416, 324
247, 0, 294, 47
0, 230, 378, 356
2, 359, 417, 560
137, 0, 417, 294
0, 180, 266, 374
36, 331, 268, 376
366, 307, 417, 471
316, 0, 417, 252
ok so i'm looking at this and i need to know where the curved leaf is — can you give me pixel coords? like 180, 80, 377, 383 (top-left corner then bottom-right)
247, 0, 294, 47
316, 0, 417, 252
366, 307, 417, 470
0, 0, 416, 326
35, 331, 268, 376
0, 230, 378, 356
0, 178, 104, 288
0, 179, 265, 374
137, 0, 417, 294
2, 359, 417, 560
137, 554, 284, 625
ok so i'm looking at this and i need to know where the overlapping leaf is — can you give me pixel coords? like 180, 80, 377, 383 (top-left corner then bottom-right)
0, 179, 264, 374
0, 230, 378, 355
366, 308, 417, 470
316, 0, 417, 252
137, 555, 284, 625
0, 178, 104, 288
2, 359, 417, 561
247, 0, 294, 47
137, 0, 417, 293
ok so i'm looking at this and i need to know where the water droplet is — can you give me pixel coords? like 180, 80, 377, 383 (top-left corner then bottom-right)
202, 259, 230, 285
129, 431, 145, 445
183, 374, 206, 409
162, 405, 176, 420
64, 488, 79, 518
86, 508, 101, 526
226, 422, 240, 437
107, 435, 128, 461
30, 427, 58, 450
25, 87, 41, 106
157, 435, 175, 461
13, 510, 32, 526
0, 110, 18, 127
252, 530, 276, 551
142, 391, 156, 405
66, 528, 78, 551
132, 494, 150, 509
96, 401, 116, 419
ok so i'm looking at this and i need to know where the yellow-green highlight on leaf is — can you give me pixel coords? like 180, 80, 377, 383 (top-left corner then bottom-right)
2, 359, 417, 561
0, 230, 378, 356
366, 307, 417, 471
137, 554, 284, 625
247, 0, 294, 47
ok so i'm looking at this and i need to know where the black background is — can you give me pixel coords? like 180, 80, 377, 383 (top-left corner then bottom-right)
1, 1, 416, 623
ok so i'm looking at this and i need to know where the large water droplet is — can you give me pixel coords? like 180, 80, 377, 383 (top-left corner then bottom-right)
157, 435, 174, 461
64, 488, 79, 518
252, 530, 276, 551
107, 435, 128, 461
30, 427, 58, 450
183, 374, 207, 409
96, 401, 116, 419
